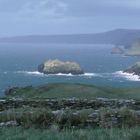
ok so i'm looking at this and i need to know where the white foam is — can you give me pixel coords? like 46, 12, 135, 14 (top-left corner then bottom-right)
16, 71, 44, 76
49, 73, 73, 76
115, 71, 140, 81
12, 70, 140, 82
84, 73, 95, 76
26, 71, 43, 75
15, 71, 97, 77
50, 72, 98, 77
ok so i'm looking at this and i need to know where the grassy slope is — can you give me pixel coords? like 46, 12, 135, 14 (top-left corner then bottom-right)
2, 84, 140, 140
0, 84, 140, 140
7, 83, 140, 100
0, 127, 140, 140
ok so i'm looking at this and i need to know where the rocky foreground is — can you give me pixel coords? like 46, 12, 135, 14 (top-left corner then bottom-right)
38, 59, 84, 75
1, 84, 140, 129
0, 97, 140, 128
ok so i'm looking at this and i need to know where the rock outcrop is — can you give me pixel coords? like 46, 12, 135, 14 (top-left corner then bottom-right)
38, 59, 84, 75
124, 61, 140, 77
1, 98, 140, 128
126, 39, 140, 56
111, 46, 124, 54
0, 98, 139, 111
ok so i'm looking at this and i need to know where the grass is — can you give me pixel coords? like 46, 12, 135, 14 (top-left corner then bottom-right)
0, 127, 140, 140
2, 83, 140, 139
6, 83, 140, 100
1, 106, 140, 129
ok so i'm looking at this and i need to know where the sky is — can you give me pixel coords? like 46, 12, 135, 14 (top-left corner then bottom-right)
0, 0, 140, 37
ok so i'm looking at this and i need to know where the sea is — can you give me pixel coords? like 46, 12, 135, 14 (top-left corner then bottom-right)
0, 43, 140, 96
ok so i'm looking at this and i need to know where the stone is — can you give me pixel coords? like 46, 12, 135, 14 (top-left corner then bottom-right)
124, 61, 140, 77
0, 121, 18, 127
38, 59, 84, 75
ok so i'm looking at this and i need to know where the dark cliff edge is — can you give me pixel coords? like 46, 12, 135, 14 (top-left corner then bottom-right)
124, 61, 140, 77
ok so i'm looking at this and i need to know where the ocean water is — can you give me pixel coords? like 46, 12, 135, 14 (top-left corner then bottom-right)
0, 43, 140, 96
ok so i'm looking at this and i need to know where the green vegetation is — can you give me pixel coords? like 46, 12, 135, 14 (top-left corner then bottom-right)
0, 127, 140, 140
1, 107, 140, 129
2, 83, 140, 139
5, 83, 140, 100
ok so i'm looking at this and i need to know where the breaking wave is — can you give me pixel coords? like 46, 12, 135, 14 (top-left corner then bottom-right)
15, 71, 98, 77
14, 71, 140, 81
115, 71, 140, 81
16, 71, 44, 76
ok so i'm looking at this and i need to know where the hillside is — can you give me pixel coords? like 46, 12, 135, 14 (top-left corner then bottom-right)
5, 83, 140, 100
1, 83, 140, 139
1, 29, 140, 48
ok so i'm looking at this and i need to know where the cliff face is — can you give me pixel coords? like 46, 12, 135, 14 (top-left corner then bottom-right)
38, 59, 84, 75
126, 39, 140, 56
124, 61, 140, 76
111, 46, 124, 54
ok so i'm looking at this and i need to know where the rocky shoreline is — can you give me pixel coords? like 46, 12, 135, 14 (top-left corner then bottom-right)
0, 98, 140, 111
124, 61, 140, 78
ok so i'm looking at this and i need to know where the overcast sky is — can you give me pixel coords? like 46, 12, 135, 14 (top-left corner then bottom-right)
0, 0, 140, 37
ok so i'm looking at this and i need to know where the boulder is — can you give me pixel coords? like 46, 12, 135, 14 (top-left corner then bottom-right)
38, 59, 84, 75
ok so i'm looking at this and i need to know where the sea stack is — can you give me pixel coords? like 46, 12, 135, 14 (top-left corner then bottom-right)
124, 61, 140, 77
111, 46, 124, 54
38, 59, 84, 75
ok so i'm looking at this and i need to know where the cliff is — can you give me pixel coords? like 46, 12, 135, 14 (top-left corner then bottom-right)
126, 39, 140, 56
124, 61, 140, 76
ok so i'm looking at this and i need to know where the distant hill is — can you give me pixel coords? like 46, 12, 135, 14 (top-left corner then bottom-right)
1, 29, 140, 48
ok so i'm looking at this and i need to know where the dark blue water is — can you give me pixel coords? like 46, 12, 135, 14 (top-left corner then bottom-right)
0, 43, 140, 96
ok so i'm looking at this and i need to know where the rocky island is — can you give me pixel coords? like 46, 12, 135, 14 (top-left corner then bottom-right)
38, 59, 84, 75
126, 39, 140, 56
124, 61, 140, 77
111, 46, 124, 54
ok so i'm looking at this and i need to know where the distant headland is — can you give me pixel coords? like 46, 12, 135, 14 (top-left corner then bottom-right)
1, 29, 140, 49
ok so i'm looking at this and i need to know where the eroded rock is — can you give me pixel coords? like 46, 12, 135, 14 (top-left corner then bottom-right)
38, 59, 84, 75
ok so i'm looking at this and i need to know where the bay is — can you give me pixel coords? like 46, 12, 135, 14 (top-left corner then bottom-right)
0, 43, 140, 96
